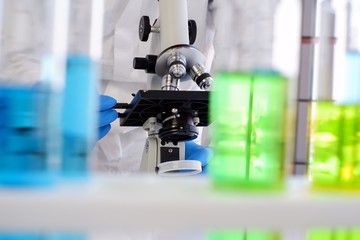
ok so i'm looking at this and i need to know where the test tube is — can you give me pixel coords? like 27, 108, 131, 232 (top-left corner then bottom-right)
208, 0, 301, 190
60, 0, 103, 177
0, 0, 67, 186
309, 0, 360, 191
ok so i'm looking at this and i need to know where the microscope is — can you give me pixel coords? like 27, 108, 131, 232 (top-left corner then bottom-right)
116, 0, 213, 176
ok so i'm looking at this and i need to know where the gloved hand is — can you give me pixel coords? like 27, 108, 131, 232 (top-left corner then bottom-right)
98, 95, 118, 140
97, 95, 213, 171
185, 141, 213, 172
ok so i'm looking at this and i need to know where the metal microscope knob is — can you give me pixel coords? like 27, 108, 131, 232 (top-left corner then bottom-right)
133, 55, 158, 74
188, 19, 197, 45
139, 16, 151, 42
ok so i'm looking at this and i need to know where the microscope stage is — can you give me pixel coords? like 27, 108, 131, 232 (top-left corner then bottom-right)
119, 90, 209, 127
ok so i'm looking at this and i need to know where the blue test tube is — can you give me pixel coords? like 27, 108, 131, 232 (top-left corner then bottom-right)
60, 0, 103, 178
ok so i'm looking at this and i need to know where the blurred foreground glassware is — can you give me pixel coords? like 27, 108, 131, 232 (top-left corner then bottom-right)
309, 0, 360, 191
208, 0, 301, 191
309, 102, 360, 190
0, 0, 67, 186
210, 71, 287, 190
60, 0, 103, 178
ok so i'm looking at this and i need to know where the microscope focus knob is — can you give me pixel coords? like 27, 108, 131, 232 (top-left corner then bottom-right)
188, 20, 197, 45
133, 55, 158, 74
139, 16, 151, 42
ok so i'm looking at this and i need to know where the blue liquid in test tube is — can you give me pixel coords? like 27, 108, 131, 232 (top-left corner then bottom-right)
61, 55, 98, 178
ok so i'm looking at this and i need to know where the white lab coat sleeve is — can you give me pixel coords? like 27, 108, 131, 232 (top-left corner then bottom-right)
0, 0, 47, 84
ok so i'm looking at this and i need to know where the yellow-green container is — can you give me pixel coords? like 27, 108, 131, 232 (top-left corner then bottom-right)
308, 101, 360, 191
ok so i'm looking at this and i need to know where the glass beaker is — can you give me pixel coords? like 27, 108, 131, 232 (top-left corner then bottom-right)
309, 0, 360, 191
208, 0, 301, 190
0, 0, 67, 186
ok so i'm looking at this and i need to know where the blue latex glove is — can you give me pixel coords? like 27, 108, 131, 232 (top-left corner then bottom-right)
185, 141, 213, 172
98, 95, 118, 140
97, 95, 213, 172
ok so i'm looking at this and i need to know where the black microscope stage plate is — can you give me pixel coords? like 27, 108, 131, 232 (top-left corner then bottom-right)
119, 90, 209, 127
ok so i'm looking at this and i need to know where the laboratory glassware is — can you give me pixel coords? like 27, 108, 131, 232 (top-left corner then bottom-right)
60, 0, 103, 177
308, 0, 360, 191
0, 0, 67, 186
209, 0, 301, 191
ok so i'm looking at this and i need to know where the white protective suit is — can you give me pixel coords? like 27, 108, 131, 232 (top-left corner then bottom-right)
93, 0, 215, 174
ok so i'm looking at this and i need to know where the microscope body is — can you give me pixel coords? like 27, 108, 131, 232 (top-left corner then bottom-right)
140, 117, 201, 176
120, 0, 212, 175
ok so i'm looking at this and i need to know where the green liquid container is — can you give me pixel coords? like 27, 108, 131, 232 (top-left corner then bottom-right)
308, 101, 360, 191
307, 228, 360, 240
209, 71, 287, 190
208, 229, 281, 240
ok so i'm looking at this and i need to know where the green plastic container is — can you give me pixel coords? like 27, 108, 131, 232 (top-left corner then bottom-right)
209, 71, 287, 190
308, 101, 360, 191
